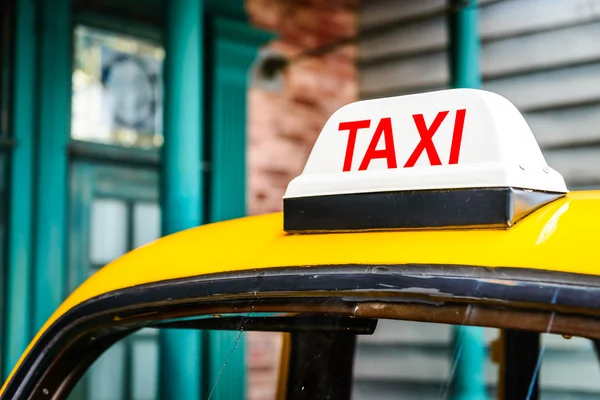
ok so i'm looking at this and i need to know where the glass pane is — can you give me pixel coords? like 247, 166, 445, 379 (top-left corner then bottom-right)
131, 334, 159, 400
133, 202, 160, 248
87, 341, 126, 400
62, 308, 600, 400
71, 25, 164, 149
247, 332, 283, 400
354, 320, 500, 399
90, 198, 128, 265
539, 334, 600, 397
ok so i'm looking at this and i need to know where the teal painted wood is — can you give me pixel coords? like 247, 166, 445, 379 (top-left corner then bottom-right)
206, 16, 274, 400
93, 165, 159, 200
73, 10, 163, 44
447, 1, 487, 399
159, 0, 204, 398
449, 325, 487, 400
208, 18, 273, 222
69, 162, 160, 293
448, 0, 482, 89
206, 0, 245, 19
3, 0, 36, 380
0, 155, 6, 381
69, 161, 160, 400
32, 0, 72, 333
67, 162, 94, 400
68, 162, 93, 293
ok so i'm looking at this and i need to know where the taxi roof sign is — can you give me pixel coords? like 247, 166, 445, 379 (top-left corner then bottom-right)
283, 89, 568, 233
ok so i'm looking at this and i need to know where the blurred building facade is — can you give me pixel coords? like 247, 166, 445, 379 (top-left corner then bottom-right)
245, 1, 358, 398
246, 0, 358, 216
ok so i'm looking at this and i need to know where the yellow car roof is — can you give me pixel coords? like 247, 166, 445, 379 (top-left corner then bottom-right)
3, 190, 600, 391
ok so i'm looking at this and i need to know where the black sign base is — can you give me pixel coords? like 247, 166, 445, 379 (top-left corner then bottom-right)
283, 187, 564, 233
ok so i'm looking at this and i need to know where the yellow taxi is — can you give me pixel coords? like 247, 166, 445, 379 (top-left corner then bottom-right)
2, 88, 599, 399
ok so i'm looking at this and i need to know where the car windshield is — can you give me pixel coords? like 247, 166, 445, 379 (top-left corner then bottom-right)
67, 312, 600, 400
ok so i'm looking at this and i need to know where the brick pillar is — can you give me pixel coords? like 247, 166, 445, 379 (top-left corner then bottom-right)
246, 1, 358, 398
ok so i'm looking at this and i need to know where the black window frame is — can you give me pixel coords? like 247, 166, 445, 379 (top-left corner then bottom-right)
5, 264, 600, 399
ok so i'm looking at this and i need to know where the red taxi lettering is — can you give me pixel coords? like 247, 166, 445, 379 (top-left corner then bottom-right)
403, 111, 449, 168
359, 118, 397, 171
339, 120, 371, 172
340, 109, 467, 171
449, 109, 466, 164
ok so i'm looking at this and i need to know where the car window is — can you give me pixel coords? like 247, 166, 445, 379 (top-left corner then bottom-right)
66, 315, 600, 400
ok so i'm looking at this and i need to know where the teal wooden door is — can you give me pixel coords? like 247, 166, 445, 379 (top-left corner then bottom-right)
69, 161, 160, 400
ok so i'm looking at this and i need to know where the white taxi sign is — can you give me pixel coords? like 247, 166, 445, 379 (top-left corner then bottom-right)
285, 88, 567, 199
282, 89, 568, 233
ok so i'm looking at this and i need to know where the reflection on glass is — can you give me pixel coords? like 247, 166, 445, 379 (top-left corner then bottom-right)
65, 308, 600, 400
353, 320, 600, 399
71, 26, 164, 149
354, 320, 499, 399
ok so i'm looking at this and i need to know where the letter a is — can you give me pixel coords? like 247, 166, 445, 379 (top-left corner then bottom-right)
359, 118, 397, 171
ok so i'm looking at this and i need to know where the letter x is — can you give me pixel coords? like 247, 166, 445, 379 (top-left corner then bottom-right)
403, 111, 449, 168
